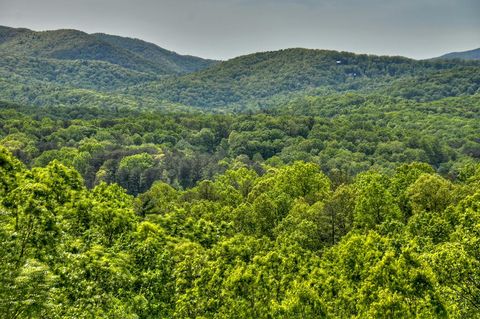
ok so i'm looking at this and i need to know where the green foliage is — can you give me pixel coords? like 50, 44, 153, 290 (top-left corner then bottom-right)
1, 27, 478, 110
1, 143, 479, 318
129, 49, 480, 108
353, 171, 401, 229
0, 146, 25, 197
0, 27, 479, 317
1, 92, 479, 196
0, 26, 216, 75
321, 232, 447, 318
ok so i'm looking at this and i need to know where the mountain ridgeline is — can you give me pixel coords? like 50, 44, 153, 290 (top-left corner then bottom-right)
0, 25, 479, 110
438, 47, 480, 61
129, 48, 480, 108
0, 26, 217, 74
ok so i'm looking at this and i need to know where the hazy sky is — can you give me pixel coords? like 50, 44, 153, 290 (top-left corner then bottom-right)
1, 0, 479, 60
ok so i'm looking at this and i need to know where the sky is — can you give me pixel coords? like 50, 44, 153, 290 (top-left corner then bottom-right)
1, 0, 479, 60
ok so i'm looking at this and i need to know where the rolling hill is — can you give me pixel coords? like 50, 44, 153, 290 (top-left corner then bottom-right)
127, 48, 480, 108
93, 33, 215, 73
437, 48, 480, 61
0, 26, 217, 75
0, 26, 479, 110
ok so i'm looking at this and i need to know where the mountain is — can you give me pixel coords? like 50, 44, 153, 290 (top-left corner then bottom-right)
93, 33, 215, 73
0, 54, 160, 91
127, 48, 480, 108
0, 26, 479, 110
0, 26, 217, 75
437, 48, 480, 60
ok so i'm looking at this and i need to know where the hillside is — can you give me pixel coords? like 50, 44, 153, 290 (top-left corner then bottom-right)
93, 33, 217, 73
437, 47, 480, 60
0, 26, 217, 75
0, 26, 479, 111
128, 48, 480, 108
0, 54, 159, 91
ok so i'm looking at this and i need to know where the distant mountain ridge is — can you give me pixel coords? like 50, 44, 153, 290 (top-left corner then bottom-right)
0, 25, 218, 74
437, 48, 480, 61
127, 48, 480, 108
93, 33, 215, 73
0, 25, 479, 111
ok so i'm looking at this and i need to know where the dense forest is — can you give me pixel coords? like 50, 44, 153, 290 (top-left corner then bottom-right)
1, 92, 478, 195
0, 26, 479, 318
2, 143, 480, 318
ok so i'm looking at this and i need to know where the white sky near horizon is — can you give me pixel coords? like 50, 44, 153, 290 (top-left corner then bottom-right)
0, 0, 479, 60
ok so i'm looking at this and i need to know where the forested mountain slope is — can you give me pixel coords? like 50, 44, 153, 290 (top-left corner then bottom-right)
438, 47, 480, 60
0, 26, 218, 108
1, 26, 479, 110
93, 33, 216, 73
0, 54, 158, 91
1, 93, 478, 195
0, 26, 217, 75
129, 48, 480, 108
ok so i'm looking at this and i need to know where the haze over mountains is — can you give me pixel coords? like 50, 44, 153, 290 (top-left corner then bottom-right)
1, 25, 479, 110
